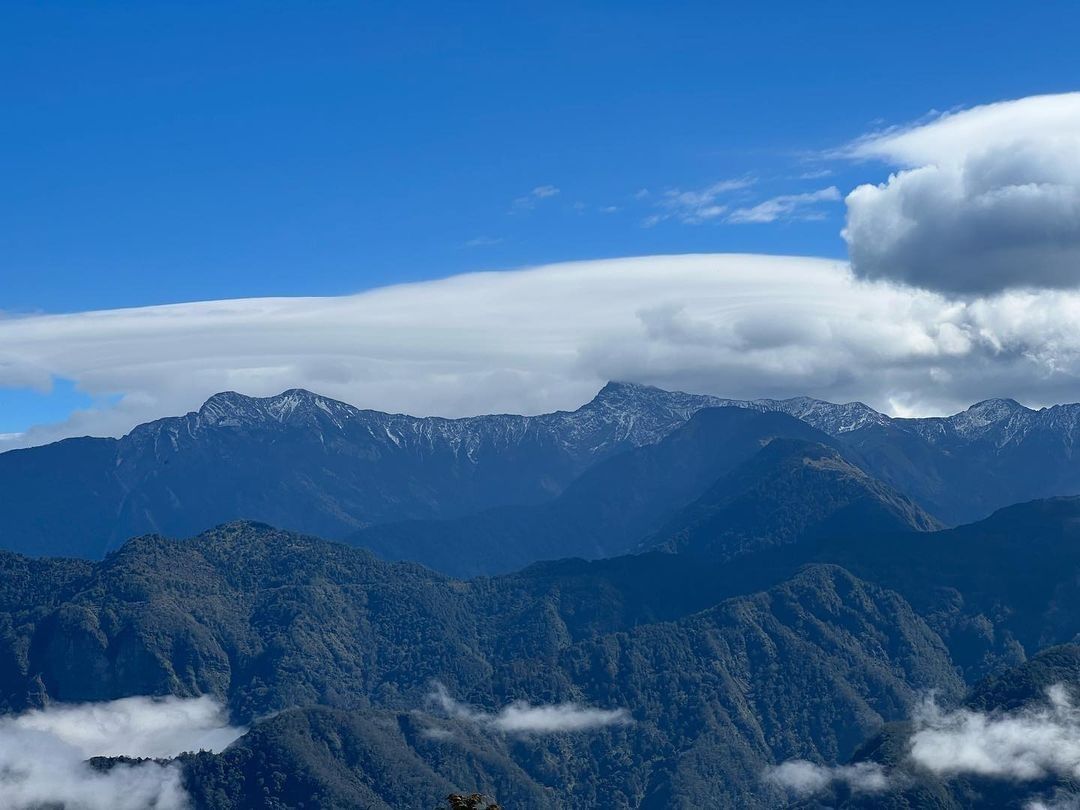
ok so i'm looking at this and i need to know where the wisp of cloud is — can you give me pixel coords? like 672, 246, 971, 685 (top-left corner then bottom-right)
428, 682, 631, 735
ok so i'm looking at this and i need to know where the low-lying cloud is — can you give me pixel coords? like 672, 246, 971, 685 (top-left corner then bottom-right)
844, 92, 1080, 295
11, 254, 1080, 450
768, 684, 1080, 804
0, 695, 245, 810
764, 760, 889, 796
429, 683, 631, 735
910, 683, 1080, 780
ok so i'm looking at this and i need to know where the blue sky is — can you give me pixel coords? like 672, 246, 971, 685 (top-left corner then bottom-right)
5, 0, 1079, 314
4, 2, 1080, 437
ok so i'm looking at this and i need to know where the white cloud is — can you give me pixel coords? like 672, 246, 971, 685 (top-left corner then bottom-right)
726, 186, 841, 224
645, 178, 755, 225
0, 695, 244, 810
843, 92, 1080, 294
798, 168, 833, 180
768, 684, 1080, 803
764, 760, 889, 796
463, 236, 504, 248
428, 683, 631, 735
9, 254, 1080, 450
909, 683, 1080, 781
1028, 792, 1080, 810
512, 185, 560, 210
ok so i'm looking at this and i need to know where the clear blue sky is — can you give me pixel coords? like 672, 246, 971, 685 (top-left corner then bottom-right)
4, 0, 1079, 316
2, 1, 1080, 433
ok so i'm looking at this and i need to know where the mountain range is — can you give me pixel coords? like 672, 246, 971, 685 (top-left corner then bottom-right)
3, 382, 1080, 565
9, 495, 1080, 807
7, 382, 1080, 806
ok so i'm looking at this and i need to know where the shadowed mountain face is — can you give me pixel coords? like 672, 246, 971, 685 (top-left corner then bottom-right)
0, 522, 960, 809
639, 438, 941, 559
6, 382, 1080, 564
810, 495, 1080, 679
0, 383, 727, 558
837, 398, 1080, 525
350, 408, 846, 577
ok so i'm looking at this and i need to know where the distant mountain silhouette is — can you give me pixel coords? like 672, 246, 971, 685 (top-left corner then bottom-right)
0, 383, 727, 557
7, 382, 1080, 564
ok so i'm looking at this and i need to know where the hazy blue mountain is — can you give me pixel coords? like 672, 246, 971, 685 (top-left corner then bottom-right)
0, 383, 731, 558
835, 398, 1080, 524
639, 438, 940, 559
350, 407, 836, 576
7, 381, 1080, 563
0, 522, 960, 808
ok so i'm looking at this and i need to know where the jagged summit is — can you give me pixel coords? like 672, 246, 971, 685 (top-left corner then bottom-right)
963, 397, 1028, 419
196, 388, 359, 429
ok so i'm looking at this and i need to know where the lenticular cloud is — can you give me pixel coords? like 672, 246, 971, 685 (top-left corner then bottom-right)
13, 252, 1080, 453
0, 695, 245, 810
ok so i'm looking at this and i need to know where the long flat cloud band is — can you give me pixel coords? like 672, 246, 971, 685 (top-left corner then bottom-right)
5, 253, 1080, 450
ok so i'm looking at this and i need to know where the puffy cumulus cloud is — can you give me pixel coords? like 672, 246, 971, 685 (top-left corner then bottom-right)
7, 254, 1080, 450
428, 683, 631, 735
843, 92, 1080, 295
0, 695, 245, 810
763, 760, 889, 797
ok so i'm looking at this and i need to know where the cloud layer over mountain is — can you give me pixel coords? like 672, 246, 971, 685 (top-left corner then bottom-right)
0, 695, 244, 810
8, 253, 1080, 449
844, 92, 1080, 295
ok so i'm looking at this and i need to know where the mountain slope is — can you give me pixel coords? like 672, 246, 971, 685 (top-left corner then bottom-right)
0, 522, 959, 809
349, 408, 834, 576
808, 495, 1080, 679
0, 383, 730, 558
837, 398, 1080, 524
793, 644, 1080, 809
9, 381, 1080, 560
641, 439, 941, 559
180, 706, 554, 810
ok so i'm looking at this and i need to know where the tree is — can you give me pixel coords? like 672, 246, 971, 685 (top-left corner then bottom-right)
438, 793, 501, 810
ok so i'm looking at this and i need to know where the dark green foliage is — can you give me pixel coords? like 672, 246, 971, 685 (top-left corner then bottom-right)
0, 522, 958, 807
439, 794, 501, 810
812, 495, 1080, 679
798, 645, 1080, 809
181, 708, 542, 810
